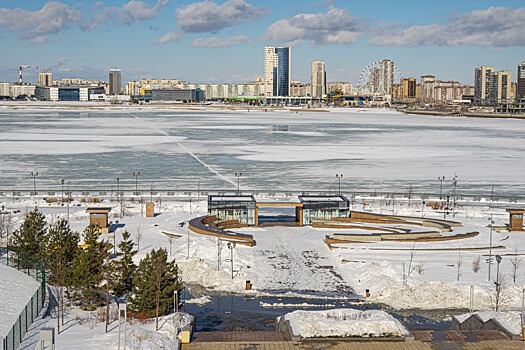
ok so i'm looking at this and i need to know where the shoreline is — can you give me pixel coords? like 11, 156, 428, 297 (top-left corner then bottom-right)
404, 109, 525, 120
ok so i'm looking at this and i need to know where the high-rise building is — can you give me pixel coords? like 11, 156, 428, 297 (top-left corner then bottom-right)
474, 66, 494, 104
264, 46, 291, 97
311, 61, 326, 99
38, 72, 53, 87
109, 68, 122, 95
489, 70, 512, 104
517, 62, 525, 100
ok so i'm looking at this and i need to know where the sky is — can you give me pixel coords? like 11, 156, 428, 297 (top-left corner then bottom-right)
0, 0, 525, 85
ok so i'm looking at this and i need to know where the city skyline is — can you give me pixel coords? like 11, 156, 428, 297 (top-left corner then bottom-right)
1, 0, 525, 85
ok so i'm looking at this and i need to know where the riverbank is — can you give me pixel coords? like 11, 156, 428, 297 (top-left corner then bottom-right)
404, 109, 525, 119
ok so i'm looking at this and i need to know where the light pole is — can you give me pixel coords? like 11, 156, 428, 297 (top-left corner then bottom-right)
116, 177, 120, 198
61, 179, 64, 203
452, 174, 458, 215
235, 172, 242, 195
495, 255, 502, 292
336, 174, 343, 196
132, 172, 140, 195
488, 215, 494, 281
31, 171, 38, 195
444, 195, 450, 219
438, 176, 445, 200
113, 220, 119, 256
227, 242, 236, 279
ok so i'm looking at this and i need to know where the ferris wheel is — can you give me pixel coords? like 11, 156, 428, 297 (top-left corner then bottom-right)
358, 60, 402, 106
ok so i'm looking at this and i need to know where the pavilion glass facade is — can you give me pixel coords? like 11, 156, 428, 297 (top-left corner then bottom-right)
208, 195, 256, 226
300, 196, 350, 225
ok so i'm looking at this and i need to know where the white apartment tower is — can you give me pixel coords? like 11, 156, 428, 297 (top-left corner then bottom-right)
311, 61, 326, 99
38, 72, 53, 87
474, 66, 494, 104
264, 46, 291, 97
489, 70, 512, 104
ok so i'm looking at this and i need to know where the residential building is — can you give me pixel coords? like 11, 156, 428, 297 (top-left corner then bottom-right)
0, 83, 10, 97
474, 66, 494, 104
264, 46, 291, 97
10, 84, 35, 98
393, 78, 419, 102
517, 62, 525, 99
370, 59, 395, 96
420, 75, 436, 103
109, 68, 122, 95
311, 61, 326, 99
38, 72, 53, 87
489, 70, 512, 104
326, 82, 356, 95
290, 82, 311, 97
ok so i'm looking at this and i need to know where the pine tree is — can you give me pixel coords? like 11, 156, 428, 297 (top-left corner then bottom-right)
131, 248, 182, 326
46, 218, 79, 332
112, 230, 137, 297
70, 224, 110, 310
10, 208, 47, 263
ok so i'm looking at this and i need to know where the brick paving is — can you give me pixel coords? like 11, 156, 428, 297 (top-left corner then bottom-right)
181, 331, 525, 350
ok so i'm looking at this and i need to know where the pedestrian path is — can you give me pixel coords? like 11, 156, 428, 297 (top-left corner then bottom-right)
181, 331, 525, 350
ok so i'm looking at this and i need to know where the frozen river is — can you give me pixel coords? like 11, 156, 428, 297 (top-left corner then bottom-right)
0, 107, 523, 199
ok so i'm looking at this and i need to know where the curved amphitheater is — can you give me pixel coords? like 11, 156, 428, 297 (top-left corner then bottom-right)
188, 211, 481, 249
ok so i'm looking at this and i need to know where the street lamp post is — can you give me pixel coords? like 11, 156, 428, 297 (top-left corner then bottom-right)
452, 174, 458, 215
61, 179, 64, 203
444, 195, 450, 219
488, 215, 495, 281
495, 255, 502, 292
235, 172, 242, 195
132, 172, 140, 195
227, 242, 236, 279
113, 220, 119, 256
31, 171, 38, 195
116, 177, 120, 198
336, 174, 343, 196
438, 176, 445, 200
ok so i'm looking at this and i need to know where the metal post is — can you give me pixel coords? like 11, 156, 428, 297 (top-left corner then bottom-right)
60, 179, 64, 203
235, 172, 242, 195
336, 174, 343, 196
495, 255, 502, 292
186, 224, 189, 259
452, 174, 458, 216
118, 303, 127, 350
132, 172, 140, 195
522, 288, 525, 313
67, 184, 70, 223
470, 285, 474, 313
438, 176, 445, 200
31, 171, 38, 195
488, 215, 494, 281
227, 242, 236, 279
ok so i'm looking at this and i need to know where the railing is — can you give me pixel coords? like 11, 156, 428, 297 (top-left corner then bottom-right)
0, 248, 46, 350
0, 188, 524, 204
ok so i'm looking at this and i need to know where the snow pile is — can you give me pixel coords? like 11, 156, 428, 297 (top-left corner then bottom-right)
280, 308, 409, 338
371, 281, 470, 309
126, 312, 193, 350
185, 296, 211, 305
260, 302, 334, 308
178, 258, 246, 292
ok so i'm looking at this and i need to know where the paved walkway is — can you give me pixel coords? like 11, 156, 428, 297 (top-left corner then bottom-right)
181, 331, 525, 350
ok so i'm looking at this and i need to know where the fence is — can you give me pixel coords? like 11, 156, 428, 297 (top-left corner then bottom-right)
0, 247, 46, 350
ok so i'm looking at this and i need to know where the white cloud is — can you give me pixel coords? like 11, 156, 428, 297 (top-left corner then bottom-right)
370, 7, 525, 47
0, 2, 81, 43
82, 0, 169, 31
192, 35, 248, 47
176, 0, 268, 33
263, 7, 367, 45
155, 29, 182, 44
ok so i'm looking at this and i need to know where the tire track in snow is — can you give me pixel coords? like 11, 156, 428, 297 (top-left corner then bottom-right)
125, 110, 236, 187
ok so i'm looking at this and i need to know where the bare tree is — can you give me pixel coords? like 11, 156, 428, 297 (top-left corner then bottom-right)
510, 245, 521, 284
407, 243, 417, 277
472, 256, 481, 273
406, 185, 413, 208
488, 272, 510, 311
136, 226, 143, 252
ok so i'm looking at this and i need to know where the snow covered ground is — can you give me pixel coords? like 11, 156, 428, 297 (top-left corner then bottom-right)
1, 106, 525, 347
